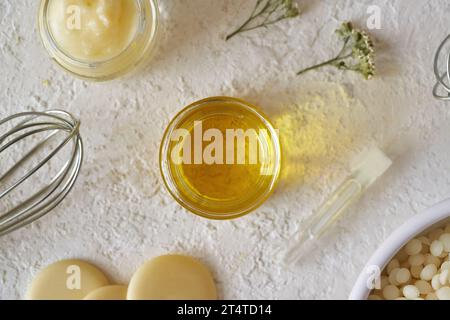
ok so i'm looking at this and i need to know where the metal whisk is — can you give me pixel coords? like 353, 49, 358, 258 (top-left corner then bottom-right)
0, 110, 83, 237
433, 34, 450, 100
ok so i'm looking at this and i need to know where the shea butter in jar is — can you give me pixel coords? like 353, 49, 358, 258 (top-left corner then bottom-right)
160, 97, 281, 220
38, 0, 159, 81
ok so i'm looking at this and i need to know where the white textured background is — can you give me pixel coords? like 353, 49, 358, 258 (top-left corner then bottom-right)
1, 0, 450, 300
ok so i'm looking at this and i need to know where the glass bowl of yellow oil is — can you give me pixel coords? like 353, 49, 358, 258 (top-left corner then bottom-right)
160, 97, 281, 220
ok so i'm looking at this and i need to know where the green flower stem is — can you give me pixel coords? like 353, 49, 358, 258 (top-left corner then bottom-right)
296, 22, 376, 79
226, 0, 269, 41
228, 16, 288, 40
297, 53, 352, 76
226, 22, 251, 41
226, 0, 299, 41
226, 17, 284, 40
297, 37, 352, 76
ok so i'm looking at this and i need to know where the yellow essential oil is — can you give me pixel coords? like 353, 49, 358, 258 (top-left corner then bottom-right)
160, 97, 281, 220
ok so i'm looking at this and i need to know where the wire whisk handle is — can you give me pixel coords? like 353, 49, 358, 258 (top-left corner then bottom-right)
433, 34, 450, 101
0, 110, 83, 237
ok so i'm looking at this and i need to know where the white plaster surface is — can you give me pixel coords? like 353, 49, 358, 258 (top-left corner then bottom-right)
1, 0, 450, 300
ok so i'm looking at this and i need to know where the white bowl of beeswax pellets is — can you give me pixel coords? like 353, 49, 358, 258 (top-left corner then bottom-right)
350, 198, 450, 300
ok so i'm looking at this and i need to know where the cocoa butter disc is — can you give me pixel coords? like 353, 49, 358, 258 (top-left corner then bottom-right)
26, 259, 109, 300
127, 255, 217, 300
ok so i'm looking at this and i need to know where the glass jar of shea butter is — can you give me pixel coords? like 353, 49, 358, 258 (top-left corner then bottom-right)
38, 0, 159, 81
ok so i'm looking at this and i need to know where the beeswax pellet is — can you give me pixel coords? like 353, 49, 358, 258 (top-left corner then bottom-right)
403, 285, 420, 300
439, 233, 450, 252
425, 253, 441, 267
441, 261, 450, 271
436, 287, 450, 300
411, 265, 423, 279
388, 268, 400, 285
431, 240, 444, 257
387, 259, 400, 274
383, 285, 400, 300
432, 274, 442, 291
405, 239, 422, 256
439, 269, 450, 285
408, 254, 425, 266
396, 268, 411, 284
420, 264, 438, 281
415, 280, 432, 295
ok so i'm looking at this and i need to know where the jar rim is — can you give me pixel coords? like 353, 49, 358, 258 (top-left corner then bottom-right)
38, 0, 159, 81
159, 96, 282, 220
